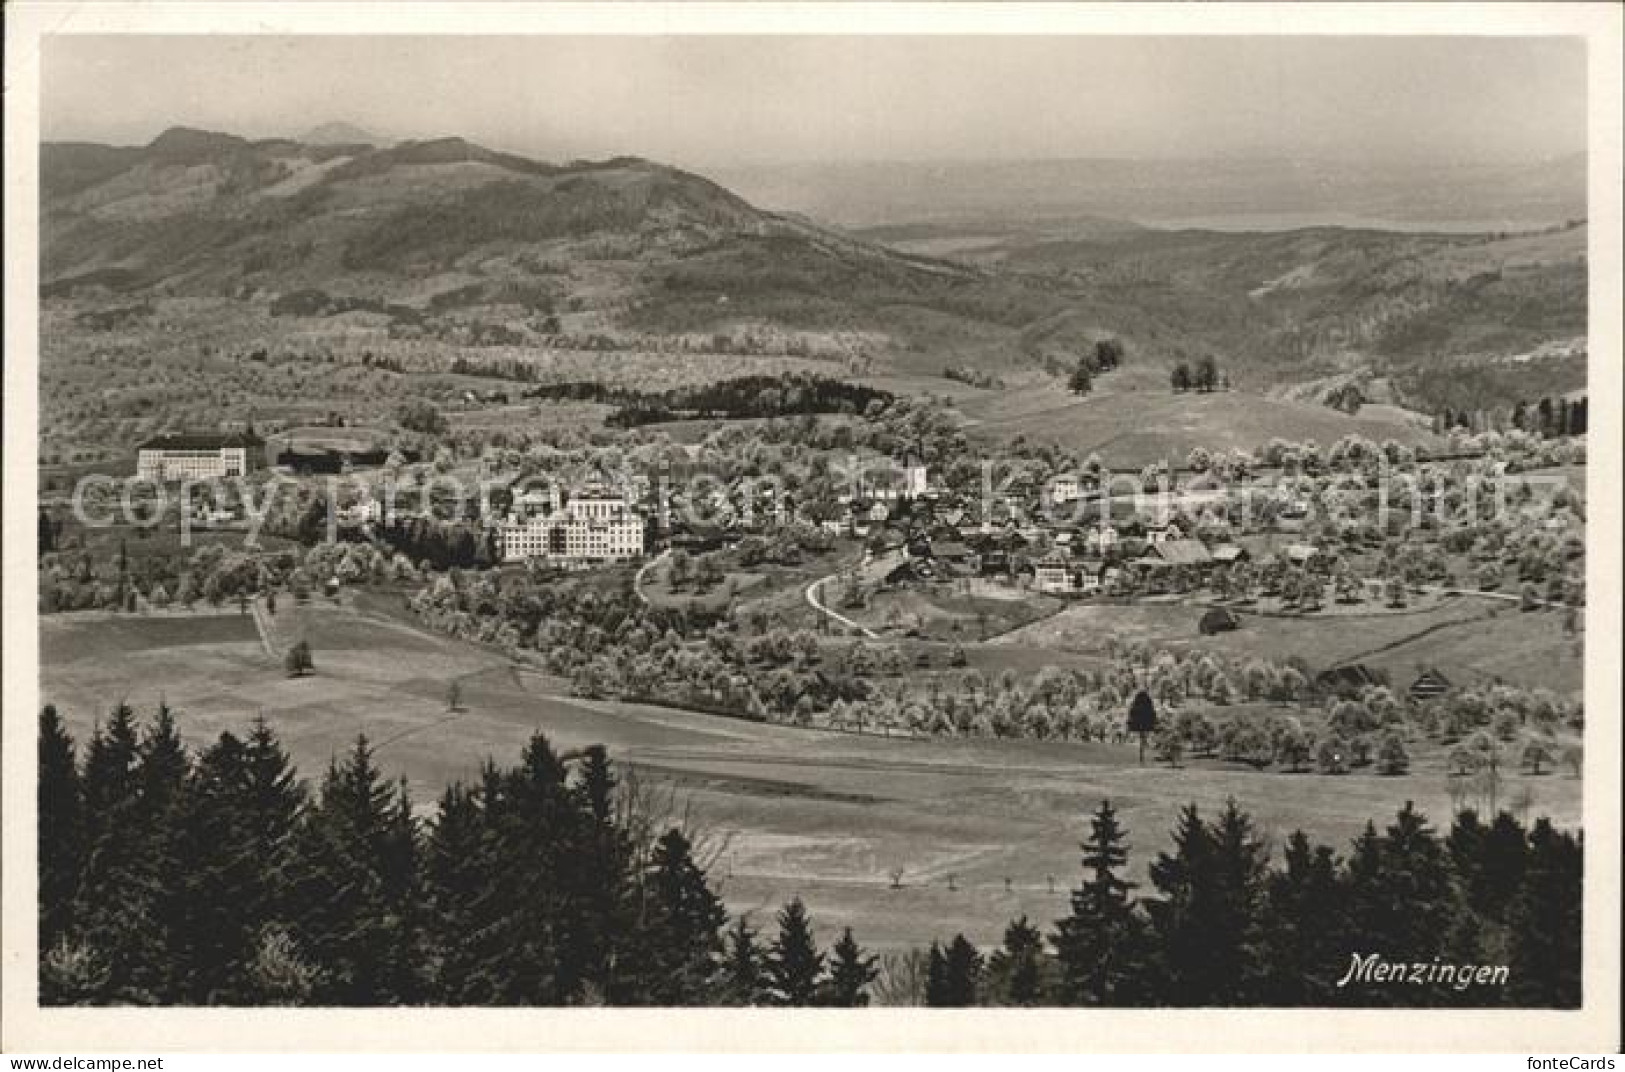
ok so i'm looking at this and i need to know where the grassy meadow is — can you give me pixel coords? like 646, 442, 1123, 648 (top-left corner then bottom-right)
40, 592, 1581, 952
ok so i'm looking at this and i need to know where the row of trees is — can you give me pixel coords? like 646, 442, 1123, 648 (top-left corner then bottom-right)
520, 373, 895, 428
1170, 356, 1226, 393
38, 535, 427, 616
1434, 395, 1590, 440
1066, 338, 1127, 395
911, 798, 1580, 1007
40, 705, 1581, 1007
38, 704, 877, 1006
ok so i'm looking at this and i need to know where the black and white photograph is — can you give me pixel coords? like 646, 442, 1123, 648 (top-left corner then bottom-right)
3, 1, 1620, 1056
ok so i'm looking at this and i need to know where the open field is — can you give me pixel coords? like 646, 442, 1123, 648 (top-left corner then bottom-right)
41, 595, 1582, 951
844, 580, 1065, 643
995, 597, 1583, 695
958, 380, 1441, 468
48, 519, 303, 563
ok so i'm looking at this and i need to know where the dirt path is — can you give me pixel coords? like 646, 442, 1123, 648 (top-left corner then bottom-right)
249, 596, 281, 659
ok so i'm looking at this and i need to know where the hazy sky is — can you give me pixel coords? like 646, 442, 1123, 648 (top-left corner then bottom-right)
42, 35, 1586, 166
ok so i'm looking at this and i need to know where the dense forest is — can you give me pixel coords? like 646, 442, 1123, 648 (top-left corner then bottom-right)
40, 704, 1580, 1007
523, 372, 892, 427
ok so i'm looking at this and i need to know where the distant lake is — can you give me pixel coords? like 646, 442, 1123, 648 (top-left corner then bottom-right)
1141, 212, 1572, 235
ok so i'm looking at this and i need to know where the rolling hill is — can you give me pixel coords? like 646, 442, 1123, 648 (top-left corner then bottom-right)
37, 127, 1586, 456
40, 127, 1040, 371
861, 218, 1589, 413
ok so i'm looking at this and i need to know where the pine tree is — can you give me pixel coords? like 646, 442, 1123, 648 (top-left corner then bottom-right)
70, 703, 168, 1003
421, 781, 487, 1003
569, 744, 639, 1004
937, 934, 983, 1006
824, 927, 878, 1007
1259, 831, 1343, 1004
1376, 802, 1453, 961
577, 744, 616, 825
1471, 811, 1530, 924
924, 941, 949, 1006
638, 829, 728, 1003
457, 735, 597, 1005
1338, 820, 1390, 992
1507, 818, 1582, 1007
1054, 800, 1147, 1005
765, 897, 825, 1006
39, 706, 83, 954
285, 736, 422, 1004
139, 703, 189, 812
159, 730, 247, 1002
159, 719, 302, 1004
1145, 800, 1270, 1004
1445, 809, 1487, 897
988, 916, 1044, 1006
721, 917, 766, 1005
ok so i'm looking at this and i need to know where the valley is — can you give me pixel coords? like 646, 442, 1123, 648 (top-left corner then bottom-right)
34, 123, 1592, 1001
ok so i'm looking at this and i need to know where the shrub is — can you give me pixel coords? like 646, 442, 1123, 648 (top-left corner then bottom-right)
284, 639, 314, 678
1521, 738, 1555, 775
1377, 732, 1410, 775
1317, 737, 1350, 775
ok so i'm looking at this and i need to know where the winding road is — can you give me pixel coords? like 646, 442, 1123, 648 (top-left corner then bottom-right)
803, 550, 906, 638
633, 549, 671, 606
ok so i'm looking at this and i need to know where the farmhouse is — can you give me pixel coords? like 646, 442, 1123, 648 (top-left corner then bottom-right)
928, 539, 978, 574
1083, 523, 1121, 555
1032, 554, 1104, 595
500, 484, 646, 564
1316, 664, 1386, 699
136, 431, 263, 482
1145, 522, 1183, 546
1408, 667, 1454, 703
1284, 543, 1322, 566
1049, 475, 1089, 504
1032, 554, 1076, 594
1211, 544, 1250, 565
1148, 539, 1212, 568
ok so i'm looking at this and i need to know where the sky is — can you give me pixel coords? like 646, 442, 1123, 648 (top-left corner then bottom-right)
41, 34, 1587, 168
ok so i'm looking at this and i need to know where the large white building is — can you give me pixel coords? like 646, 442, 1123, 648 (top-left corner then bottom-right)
500, 485, 645, 564
136, 433, 262, 482
846, 452, 930, 503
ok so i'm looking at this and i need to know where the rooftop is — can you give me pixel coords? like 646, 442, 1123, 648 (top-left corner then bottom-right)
1153, 539, 1213, 566
138, 432, 264, 451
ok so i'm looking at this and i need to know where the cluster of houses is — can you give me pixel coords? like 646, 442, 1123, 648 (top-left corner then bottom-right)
1030, 533, 1322, 596
135, 435, 1333, 583
857, 499, 1325, 599
1316, 663, 1457, 704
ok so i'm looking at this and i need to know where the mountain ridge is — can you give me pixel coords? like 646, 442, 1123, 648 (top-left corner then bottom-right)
39, 127, 1588, 412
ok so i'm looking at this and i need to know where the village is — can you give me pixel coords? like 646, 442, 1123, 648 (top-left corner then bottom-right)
86, 412, 1587, 717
